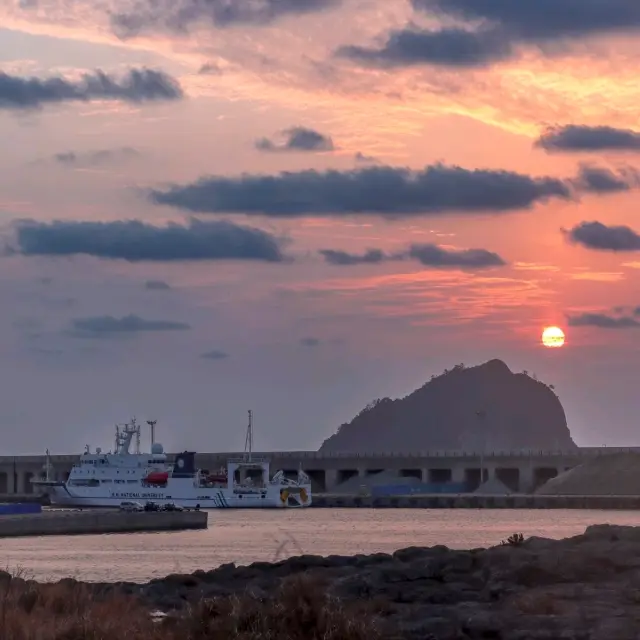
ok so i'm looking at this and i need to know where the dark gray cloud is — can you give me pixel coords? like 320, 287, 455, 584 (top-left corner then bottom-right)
30, 347, 64, 357
615, 305, 640, 315
198, 63, 222, 75
300, 337, 321, 347
354, 152, 378, 164
567, 313, 640, 329
255, 127, 334, 153
52, 147, 140, 166
110, 0, 338, 38
149, 163, 571, 218
407, 243, 506, 269
319, 244, 505, 269
43, 296, 76, 310
0, 68, 183, 110
574, 165, 640, 194
412, 0, 640, 42
340, 0, 640, 71
70, 314, 191, 337
536, 125, 640, 152
564, 221, 640, 251
201, 349, 229, 360
336, 27, 512, 68
11, 218, 286, 263
319, 248, 391, 265
145, 279, 171, 290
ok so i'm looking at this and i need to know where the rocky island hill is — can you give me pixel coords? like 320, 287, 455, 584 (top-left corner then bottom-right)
7, 524, 640, 639
320, 359, 576, 453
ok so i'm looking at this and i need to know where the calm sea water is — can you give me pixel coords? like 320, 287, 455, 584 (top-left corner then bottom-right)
3, 509, 640, 583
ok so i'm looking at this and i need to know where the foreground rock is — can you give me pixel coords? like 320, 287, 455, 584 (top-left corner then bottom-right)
87, 524, 640, 639
320, 359, 576, 454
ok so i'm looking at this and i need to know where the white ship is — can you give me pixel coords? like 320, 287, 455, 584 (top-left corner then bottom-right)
33, 412, 312, 509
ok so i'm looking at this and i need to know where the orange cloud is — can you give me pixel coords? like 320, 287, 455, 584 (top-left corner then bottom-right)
5, 0, 640, 151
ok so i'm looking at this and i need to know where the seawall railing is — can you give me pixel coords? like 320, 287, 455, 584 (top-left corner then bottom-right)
2, 447, 639, 463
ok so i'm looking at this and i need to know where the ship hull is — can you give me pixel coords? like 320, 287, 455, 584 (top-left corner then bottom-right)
42, 482, 312, 509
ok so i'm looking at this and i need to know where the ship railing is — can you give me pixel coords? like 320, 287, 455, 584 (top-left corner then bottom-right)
271, 476, 300, 486
226, 457, 269, 464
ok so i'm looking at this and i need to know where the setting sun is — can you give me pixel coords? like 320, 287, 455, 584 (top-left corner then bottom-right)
542, 326, 565, 348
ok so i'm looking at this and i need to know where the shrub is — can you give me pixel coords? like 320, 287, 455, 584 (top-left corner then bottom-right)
0, 573, 381, 640
500, 532, 525, 547
164, 575, 380, 640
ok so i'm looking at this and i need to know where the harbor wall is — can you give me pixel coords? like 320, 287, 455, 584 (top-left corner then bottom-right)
0, 502, 42, 515
0, 494, 48, 503
3, 447, 640, 496
371, 482, 467, 496
0, 509, 208, 538
311, 493, 640, 510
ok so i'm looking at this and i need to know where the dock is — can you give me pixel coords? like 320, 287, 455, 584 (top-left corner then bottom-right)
311, 493, 640, 510
0, 508, 208, 538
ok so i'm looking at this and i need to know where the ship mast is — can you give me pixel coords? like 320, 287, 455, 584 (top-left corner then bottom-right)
244, 410, 253, 462
133, 418, 141, 454
147, 420, 157, 447
44, 449, 52, 482
115, 419, 140, 454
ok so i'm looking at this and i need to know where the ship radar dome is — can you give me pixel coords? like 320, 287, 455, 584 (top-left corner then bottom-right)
151, 442, 164, 455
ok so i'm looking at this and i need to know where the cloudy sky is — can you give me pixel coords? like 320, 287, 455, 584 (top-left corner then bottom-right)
1, 0, 640, 453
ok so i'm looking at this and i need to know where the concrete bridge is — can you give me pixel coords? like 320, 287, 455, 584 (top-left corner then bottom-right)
1, 446, 637, 496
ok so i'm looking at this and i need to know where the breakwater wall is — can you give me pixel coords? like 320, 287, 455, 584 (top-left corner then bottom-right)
0, 509, 208, 537
0, 502, 41, 515
0, 494, 48, 504
311, 493, 640, 509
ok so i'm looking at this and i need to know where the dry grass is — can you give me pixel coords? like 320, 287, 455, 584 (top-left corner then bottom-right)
0, 572, 381, 640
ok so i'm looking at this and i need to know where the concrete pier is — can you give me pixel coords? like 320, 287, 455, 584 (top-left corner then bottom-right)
311, 493, 640, 510
0, 509, 208, 538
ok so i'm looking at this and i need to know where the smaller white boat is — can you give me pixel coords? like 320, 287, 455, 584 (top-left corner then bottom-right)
33, 411, 312, 509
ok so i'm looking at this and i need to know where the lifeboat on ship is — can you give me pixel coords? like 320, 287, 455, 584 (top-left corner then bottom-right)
144, 471, 169, 485
206, 470, 228, 484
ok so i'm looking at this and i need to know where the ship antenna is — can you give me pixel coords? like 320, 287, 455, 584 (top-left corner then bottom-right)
244, 410, 253, 462
147, 420, 157, 448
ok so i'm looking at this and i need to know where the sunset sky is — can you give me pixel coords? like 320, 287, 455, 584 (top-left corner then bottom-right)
2, 0, 640, 454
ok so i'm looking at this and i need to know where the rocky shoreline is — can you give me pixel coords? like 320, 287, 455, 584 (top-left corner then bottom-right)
39, 524, 629, 638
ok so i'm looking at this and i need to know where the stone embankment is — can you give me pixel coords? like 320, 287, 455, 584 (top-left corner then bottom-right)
72, 524, 640, 639
537, 452, 640, 496
0, 508, 207, 537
